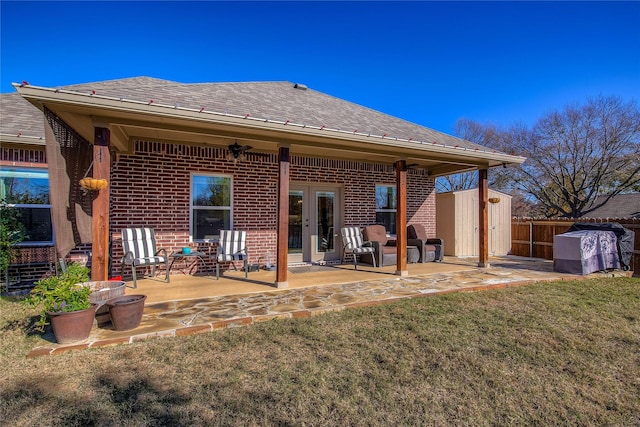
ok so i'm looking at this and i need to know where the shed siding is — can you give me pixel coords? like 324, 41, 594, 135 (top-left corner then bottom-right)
436, 188, 511, 257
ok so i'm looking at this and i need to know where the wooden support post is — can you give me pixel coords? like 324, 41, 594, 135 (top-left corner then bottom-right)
395, 160, 408, 276
275, 146, 290, 288
92, 127, 111, 281
478, 168, 489, 267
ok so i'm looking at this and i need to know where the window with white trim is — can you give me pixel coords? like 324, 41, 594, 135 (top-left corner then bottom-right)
375, 184, 396, 235
191, 174, 232, 241
0, 167, 53, 245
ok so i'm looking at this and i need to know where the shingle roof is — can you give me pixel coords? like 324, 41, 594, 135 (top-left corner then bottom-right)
582, 193, 640, 219
0, 92, 46, 139
2, 76, 502, 153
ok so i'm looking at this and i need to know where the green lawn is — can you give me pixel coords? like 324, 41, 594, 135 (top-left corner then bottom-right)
1, 277, 639, 426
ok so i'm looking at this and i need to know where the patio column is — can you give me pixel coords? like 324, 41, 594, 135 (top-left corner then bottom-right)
478, 168, 489, 267
275, 145, 290, 288
92, 127, 111, 281
395, 160, 408, 276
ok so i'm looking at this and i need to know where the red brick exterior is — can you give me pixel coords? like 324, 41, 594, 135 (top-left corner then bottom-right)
0, 146, 47, 165
109, 140, 436, 273
1, 141, 436, 281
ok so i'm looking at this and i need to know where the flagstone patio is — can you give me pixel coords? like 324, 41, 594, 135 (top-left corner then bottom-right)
27, 256, 632, 358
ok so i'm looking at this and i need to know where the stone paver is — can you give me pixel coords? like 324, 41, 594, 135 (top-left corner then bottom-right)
27, 257, 632, 357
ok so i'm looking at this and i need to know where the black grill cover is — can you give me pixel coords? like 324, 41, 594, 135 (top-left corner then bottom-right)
567, 222, 635, 271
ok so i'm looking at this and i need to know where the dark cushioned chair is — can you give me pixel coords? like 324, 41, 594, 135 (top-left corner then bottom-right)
362, 224, 398, 267
407, 224, 444, 262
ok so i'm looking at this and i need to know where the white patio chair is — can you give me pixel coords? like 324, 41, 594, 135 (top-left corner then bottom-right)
216, 230, 249, 279
341, 227, 376, 270
120, 228, 170, 288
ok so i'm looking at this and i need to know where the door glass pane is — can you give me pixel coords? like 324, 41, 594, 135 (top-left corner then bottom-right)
316, 191, 335, 253
289, 190, 303, 254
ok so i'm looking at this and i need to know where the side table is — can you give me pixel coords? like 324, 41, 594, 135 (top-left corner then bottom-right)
169, 251, 208, 275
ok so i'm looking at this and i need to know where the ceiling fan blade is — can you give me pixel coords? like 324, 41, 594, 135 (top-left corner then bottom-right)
240, 145, 253, 152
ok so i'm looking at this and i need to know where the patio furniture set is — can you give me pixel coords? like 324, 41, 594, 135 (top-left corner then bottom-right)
342, 224, 443, 270
121, 228, 248, 288
120, 224, 442, 286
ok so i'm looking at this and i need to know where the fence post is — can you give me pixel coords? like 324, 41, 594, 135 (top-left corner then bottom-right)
529, 221, 533, 258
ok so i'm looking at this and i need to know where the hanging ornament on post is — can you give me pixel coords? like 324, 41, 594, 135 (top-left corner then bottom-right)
79, 159, 108, 191
79, 177, 108, 191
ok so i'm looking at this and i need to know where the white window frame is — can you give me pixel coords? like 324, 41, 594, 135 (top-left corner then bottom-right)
0, 166, 54, 246
375, 184, 397, 236
190, 173, 233, 243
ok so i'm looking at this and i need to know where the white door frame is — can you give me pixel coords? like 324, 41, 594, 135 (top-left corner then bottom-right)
288, 183, 342, 264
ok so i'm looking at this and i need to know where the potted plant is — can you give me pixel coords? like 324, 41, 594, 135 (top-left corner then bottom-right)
23, 262, 98, 344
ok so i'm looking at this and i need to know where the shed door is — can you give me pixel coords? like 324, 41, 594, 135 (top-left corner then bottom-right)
489, 202, 499, 256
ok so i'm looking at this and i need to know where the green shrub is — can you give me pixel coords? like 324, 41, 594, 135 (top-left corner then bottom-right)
0, 200, 24, 275
22, 262, 91, 329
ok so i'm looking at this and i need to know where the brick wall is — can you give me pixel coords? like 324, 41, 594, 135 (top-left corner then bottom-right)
0, 146, 47, 165
1, 141, 436, 280
110, 140, 436, 273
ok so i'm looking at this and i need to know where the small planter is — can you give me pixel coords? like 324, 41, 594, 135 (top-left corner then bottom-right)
49, 303, 98, 344
106, 294, 147, 331
79, 280, 126, 327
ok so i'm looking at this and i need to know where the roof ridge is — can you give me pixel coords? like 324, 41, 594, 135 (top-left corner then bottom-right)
183, 80, 294, 86
64, 76, 177, 88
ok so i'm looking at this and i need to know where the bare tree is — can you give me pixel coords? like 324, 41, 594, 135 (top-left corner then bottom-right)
510, 95, 640, 218
436, 118, 503, 193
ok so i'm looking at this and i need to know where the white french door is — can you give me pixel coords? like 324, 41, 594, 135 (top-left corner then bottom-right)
288, 184, 341, 263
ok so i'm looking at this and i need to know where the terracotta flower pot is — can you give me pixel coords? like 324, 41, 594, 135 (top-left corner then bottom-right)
80, 280, 127, 327
106, 295, 147, 331
48, 303, 98, 344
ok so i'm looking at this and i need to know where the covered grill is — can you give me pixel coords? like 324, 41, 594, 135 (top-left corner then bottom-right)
553, 230, 620, 275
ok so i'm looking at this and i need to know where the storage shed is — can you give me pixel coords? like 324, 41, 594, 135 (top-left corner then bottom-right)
436, 189, 512, 257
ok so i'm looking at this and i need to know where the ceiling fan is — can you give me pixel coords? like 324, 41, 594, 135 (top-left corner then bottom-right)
393, 162, 420, 170
227, 140, 253, 161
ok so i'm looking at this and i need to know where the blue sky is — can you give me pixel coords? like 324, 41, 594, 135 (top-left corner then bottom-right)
1, 1, 638, 134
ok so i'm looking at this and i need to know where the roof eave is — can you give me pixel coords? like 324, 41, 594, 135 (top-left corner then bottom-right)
13, 83, 526, 173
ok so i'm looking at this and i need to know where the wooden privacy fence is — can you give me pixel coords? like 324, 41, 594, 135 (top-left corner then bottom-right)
511, 218, 640, 276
